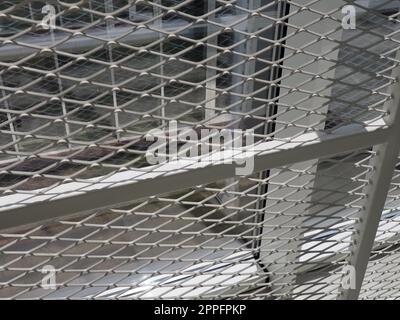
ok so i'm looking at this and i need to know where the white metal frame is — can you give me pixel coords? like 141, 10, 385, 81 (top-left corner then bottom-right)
1, 0, 400, 300
0, 119, 388, 230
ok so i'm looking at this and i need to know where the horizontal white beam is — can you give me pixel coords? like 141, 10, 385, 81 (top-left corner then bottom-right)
0, 121, 391, 231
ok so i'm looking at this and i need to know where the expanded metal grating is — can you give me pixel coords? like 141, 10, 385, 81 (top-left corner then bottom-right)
359, 158, 400, 300
1, 0, 400, 299
0, 149, 375, 299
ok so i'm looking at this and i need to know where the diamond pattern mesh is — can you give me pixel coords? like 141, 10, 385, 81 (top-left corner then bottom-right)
360, 159, 400, 300
0, 149, 374, 299
0, 0, 400, 299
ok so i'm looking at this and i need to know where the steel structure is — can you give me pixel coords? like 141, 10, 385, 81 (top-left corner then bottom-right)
1, 0, 400, 299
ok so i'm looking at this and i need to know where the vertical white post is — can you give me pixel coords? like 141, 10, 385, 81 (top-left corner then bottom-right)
129, 0, 136, 21
338, 49, 400, 300
242, 0, 259, 114
35, 2, 71, 148
0, 76, 20, 155
105, 0, 121, 140
205, 0, 217, 120
154, 0, 166, 125
259, 0, 344, 298
50, 31, 71, 148
89, 0, 94, 22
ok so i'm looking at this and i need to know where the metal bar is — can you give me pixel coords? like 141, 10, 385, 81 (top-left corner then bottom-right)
154, 0, 166, 125
105, 0, 121, 141
338, 51, 400, 300
50, 26, 72, 148
205, 0, 217, 119
258, 0, 344, 297
253, 0, 291, 293
0, 123, 391, 231
242, 0, 259, 114
0, 75, 20, 156
128, 0, 136, 21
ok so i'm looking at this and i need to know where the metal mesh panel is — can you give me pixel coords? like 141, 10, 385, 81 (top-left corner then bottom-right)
359, 159, 400, 300
1, 0, 400, 300
0, 0, 394, 195
0, 149, 374, 299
